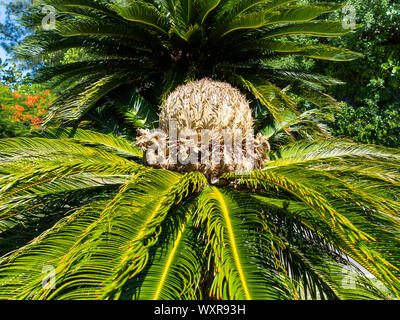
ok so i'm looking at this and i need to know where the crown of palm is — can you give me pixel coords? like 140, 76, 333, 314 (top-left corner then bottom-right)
20, 0, 361, 127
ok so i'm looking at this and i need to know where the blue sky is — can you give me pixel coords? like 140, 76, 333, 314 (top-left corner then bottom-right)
0, 1, 8, 61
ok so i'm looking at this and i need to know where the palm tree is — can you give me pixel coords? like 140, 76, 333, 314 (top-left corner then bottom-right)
19, 0, 362, 128
2, 0, 399, 300
1, 78, 400, 300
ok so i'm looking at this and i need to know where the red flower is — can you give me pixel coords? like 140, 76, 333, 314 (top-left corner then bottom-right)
15, 105, 25, 112
12, 111, 23, 121
32, 116, 41, 124
25, 95, 40, 106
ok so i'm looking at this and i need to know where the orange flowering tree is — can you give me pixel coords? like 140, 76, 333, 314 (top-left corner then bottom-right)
0, 83, 53, 137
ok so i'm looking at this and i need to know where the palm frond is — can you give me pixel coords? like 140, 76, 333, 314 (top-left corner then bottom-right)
196, 186, 296, 299
263, 20, 358, 39
222, 143, 400, 297
130, 199, 205, 300
37, 127, 143, 157
113, 1, 170, 35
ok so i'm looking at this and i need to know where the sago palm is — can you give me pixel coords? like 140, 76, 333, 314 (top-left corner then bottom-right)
19, 0, 362, 128
1, 79, 400, 300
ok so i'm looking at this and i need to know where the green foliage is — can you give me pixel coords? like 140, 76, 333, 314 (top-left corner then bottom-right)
0, 129, 400, 299
15, 0, 362, 130
0, 0, 30, 55
0, 79, 53, 138
299, 0, 400, 147
0, 0, 399, 301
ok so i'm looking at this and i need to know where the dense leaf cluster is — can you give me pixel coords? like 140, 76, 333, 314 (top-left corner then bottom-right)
0, 0, 399, 300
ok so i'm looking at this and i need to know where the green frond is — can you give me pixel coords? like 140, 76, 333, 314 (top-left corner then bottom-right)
0, 200, 111, 299
130, 200, 205, 300
228, 170, 370, 240
0, 136, 135, 165
217, 5, 346, 39
107, 90, 159, 129
256, 193, 390, 299
288, 81, 341, 108
222, 149, 400, 297
242, 40, 364, 61
36, 59, 148, 85
237, 75, 297, 121
217, 10, 268, 38
160, 0, 194, 30
0, 170, 207, 299
0, 162, 137, 217
113, 1, 170, 35
268, 68, 345, 86
55, 19, 151, 42
218, 0, 297, 22
264, 4, 343, 26
196, 186, 296, 299
257, 109, 332, 145
252, 194, 398, 299
272, 41, 363, 61
37, 127, 143, 157
263, 20, 358, 39
197, 0, 221, 24
45, 72, 137, 125
268, 139, 400, 167
43, 0, 119, 18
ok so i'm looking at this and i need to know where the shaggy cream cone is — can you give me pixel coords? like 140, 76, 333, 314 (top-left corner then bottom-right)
136, 78, 270, 182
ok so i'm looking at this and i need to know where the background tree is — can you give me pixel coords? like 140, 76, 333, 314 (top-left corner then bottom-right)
0, 80, 52, 138
0, 0, 30, 56
297, 0, 400, 147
